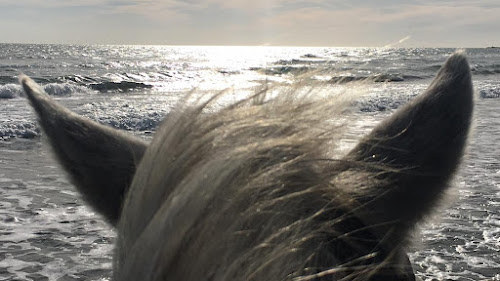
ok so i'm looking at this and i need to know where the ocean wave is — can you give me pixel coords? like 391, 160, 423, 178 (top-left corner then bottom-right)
78, 101, 169, 132
56, 72, 171, 93
252, 65, 425, 83
0, 84, 22, 99
0, 83, 90, 99
57, 74, 99, 84
329, 74, 424, 84
88, 81, 153, 93
0, 111, 164, 141
423, 64, 443, 72
480, 88, 500, 99
97, 114, 162, 131
0, 75, 19, 84
251, 66, 312, 76
471, 64, 500, 75
356, 94, 415, 112
43, 83, 91, 96
301, 53, 322, 59
2, 73, 161, 97
274, 58, 329, 65
0, 122, 40, 140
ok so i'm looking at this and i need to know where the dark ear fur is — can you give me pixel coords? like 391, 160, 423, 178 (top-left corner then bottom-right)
344, 52, 473, 239
21, 75, 148, 225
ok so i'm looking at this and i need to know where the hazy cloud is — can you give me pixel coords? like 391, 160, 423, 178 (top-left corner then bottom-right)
0, 0, 117, 7
1, 0, 499, 46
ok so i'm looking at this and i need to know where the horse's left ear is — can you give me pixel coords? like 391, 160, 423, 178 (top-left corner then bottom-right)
21, 75, 148, 225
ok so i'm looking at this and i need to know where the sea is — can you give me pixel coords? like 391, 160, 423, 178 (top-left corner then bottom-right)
0, 44, 499, 281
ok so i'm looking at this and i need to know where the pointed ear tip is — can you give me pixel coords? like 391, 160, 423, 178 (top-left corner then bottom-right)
450, 50, 468, 61
19, 74, 30, 85
19, 74, 46, 100
19, 73, 35, 82
19, 74, 36, 91
444, 51, 471, 73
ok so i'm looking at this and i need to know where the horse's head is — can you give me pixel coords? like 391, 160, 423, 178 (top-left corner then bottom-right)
21, 52, 473, 280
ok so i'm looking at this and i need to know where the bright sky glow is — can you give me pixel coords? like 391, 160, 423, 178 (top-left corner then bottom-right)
2, 0, 500, 47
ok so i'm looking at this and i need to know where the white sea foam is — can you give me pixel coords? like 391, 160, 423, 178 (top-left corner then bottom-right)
0, 84, 22, 99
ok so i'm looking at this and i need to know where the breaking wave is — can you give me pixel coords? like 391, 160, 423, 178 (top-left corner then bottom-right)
328, 74, 423, 83
0, 84, 21, 99
88, 81, 153, 93
252, 65, 426, 83
480, 88, 500, 99
472, 63, 500, 75
357, 94, 415, 112
0, 83, 91, 99
0, 122, 40, 140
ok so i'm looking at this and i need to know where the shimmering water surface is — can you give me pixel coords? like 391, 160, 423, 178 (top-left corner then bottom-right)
1, 45, 500, 280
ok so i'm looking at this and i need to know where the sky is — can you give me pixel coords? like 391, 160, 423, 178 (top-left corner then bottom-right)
1, 0, 500, 47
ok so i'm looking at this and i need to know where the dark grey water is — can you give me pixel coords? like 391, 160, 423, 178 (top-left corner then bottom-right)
1, 45, 499, 280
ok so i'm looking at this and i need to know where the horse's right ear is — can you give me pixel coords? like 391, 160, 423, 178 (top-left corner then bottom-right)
21, 75, 148, 226
343, 52, 473, 241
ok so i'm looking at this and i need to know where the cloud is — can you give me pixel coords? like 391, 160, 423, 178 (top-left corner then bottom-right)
250, 2, 500, 46
1, 0, 499, 46
360, 4, 500, 24
0, 0, 116, 7
111, 0, 195, 22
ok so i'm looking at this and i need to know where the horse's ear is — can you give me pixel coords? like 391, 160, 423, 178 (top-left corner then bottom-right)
21, 75, 148, 225
344, 52, 473, 238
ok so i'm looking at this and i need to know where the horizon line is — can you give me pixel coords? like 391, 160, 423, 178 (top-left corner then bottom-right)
0, 42, 496, 49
